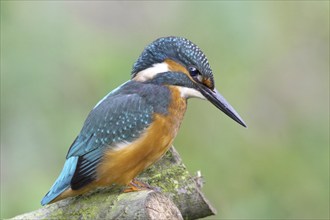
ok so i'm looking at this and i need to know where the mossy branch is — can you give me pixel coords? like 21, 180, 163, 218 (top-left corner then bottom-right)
12, 147, 216, 220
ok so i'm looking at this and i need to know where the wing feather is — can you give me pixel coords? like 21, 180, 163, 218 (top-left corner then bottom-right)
68, 92, 153, 190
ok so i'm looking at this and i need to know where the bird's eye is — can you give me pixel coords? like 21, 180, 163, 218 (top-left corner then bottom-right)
188, 66, 199, 77
188, 66, 203, 82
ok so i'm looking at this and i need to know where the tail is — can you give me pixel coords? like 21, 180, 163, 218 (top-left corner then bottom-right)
41, 156, 78, 205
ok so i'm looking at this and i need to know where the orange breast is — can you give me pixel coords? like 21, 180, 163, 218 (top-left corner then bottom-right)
95, 86, 187, 186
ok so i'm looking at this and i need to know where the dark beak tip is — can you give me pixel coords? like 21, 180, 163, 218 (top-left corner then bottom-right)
213, 91, 247, 128
200, 86, 247, 128
232, 114, 247, 128
240, 120, 248, 128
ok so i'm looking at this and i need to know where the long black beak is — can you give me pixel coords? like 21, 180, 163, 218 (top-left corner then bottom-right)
198, 85, 247, 127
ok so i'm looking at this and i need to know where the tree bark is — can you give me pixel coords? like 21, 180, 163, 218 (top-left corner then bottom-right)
12, 147, 216, 220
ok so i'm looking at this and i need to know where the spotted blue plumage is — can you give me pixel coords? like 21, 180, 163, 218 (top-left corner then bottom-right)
41, 80, 171, 205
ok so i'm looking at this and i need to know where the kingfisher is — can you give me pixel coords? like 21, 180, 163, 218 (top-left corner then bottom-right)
41, 36, 246, 206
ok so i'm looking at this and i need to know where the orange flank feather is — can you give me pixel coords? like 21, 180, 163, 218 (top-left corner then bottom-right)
52, 86, 187, 202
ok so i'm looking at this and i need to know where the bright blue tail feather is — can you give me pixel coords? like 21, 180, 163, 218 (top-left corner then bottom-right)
41, 156, 78, 205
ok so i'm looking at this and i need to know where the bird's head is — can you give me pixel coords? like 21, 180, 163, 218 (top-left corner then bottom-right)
131, 36, 246, 127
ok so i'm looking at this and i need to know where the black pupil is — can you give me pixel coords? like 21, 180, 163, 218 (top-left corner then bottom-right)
188, 66, 199, 77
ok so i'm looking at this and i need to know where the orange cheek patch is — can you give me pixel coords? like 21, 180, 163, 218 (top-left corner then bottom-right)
164, 59, 189, 75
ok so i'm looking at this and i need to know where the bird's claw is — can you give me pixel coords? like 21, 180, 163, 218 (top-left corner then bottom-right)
124, 178, 158, 193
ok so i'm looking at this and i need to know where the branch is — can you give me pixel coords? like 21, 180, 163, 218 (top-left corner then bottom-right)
12, 147, 216, 220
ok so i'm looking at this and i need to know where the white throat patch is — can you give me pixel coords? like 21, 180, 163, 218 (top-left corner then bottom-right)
177, 86, 205, 99
133, 62, 169, 82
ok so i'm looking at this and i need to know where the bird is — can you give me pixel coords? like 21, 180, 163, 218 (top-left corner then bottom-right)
41, 36, 246, 206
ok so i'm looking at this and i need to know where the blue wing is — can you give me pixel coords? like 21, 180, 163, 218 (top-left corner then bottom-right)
41, 82, 155, 205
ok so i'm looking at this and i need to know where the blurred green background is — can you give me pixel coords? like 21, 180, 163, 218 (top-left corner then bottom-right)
1, 1, 329, 219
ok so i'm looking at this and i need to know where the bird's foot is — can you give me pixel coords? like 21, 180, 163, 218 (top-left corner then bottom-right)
124, 178, 156, 193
